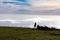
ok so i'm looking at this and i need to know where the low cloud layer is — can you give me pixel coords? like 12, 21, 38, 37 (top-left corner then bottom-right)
0, 14, 60, 29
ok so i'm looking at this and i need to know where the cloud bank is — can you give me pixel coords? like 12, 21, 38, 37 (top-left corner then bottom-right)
0, 14, 60, 29
0, 16, 60, 29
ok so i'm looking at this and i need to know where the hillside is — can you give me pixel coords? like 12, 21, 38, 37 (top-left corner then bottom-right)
0, 27, 60, 40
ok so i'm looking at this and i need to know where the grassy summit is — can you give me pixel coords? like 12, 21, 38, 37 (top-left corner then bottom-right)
0, 27, 60, 40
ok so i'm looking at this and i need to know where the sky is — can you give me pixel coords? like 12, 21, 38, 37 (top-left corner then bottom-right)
0, 0, 60, 14
0, 0, 60, 29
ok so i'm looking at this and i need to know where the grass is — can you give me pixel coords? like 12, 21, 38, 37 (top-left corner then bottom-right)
0, 27, 60, 40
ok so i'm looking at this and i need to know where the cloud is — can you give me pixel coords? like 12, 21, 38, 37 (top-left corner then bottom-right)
0, 14, 60, 28
0, 0, 60, 14
31, 0, 60, 10
0, 19, 20, 24
16, 0, 27, 2
3, 1, 31, 6
3, 0, 31, 6
0, 15, 60, 29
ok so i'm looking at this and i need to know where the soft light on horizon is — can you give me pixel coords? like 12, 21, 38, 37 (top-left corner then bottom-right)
0, 14, 60, 29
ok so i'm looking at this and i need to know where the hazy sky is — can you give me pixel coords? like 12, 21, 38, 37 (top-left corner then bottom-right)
0, 0, 60, 29
0, 14, 60, 29
0, 0, 60, 15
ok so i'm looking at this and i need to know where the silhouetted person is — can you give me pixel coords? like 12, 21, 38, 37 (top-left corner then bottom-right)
34, 22, 37, 28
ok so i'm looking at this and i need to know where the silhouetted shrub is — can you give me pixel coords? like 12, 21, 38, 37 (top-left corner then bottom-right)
50, 27, 56, 30
36, 25, 56, 30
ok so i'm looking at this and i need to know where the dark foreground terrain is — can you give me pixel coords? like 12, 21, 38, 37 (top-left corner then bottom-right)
0, 27, 60, 40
